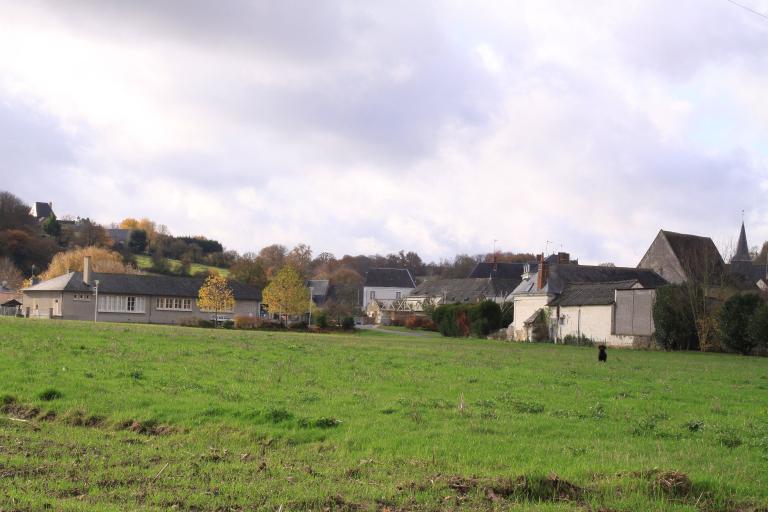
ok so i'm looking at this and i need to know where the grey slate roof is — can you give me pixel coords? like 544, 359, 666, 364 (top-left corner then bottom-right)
410, 278, 496, 303
467, 262, 536, 280
549, 280, 639, 307
732, 222, 751, 262
661, 230, 725, 282
106, 228, 131, 245
364, 268, 416, 288
31, 202, 53, 220
512, 265, 667, 296
23, 272, 262, 301
307, 279, 330, 305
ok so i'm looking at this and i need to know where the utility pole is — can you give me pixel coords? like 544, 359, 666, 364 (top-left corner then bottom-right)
93, 280, 99, 323
308, 286, 313, 325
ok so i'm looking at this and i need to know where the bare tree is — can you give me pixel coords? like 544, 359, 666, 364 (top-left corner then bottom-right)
0, 257, 23, 290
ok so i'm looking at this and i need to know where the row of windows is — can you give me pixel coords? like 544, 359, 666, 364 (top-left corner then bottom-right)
98, 295, 146, 313
95, 295, 236, 314
156, 297, 192, 311
73, 293, 91, 301
368, 291, 402, 300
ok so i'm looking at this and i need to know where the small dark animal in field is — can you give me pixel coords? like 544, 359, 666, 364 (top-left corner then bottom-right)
598, 345, 607, 363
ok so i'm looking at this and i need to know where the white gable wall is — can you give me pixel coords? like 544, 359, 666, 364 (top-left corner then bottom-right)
510, 294, 550, 341
556, 304, 634, 347
362, 286, 414, 310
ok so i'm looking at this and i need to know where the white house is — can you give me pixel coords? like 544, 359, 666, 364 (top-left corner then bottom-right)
548, 280, 657, 347
508, 255, 666, 344
362, 268, 415, 311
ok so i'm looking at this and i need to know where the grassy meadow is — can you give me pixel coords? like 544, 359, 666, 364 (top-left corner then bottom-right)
1, 318, 767, 511
133, 254, 230, 277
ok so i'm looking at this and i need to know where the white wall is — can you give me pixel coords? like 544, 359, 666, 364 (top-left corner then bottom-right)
362, 286, 414, 309
556, 304, 634, 347
510, 294, 550, 341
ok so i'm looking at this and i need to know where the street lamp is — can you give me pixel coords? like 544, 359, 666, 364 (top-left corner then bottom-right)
93, 280, 99, 323
308, 286, 313, 325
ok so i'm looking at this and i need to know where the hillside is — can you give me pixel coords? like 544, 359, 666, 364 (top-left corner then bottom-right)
1, 318, 767, 510
134, 254, 230, 277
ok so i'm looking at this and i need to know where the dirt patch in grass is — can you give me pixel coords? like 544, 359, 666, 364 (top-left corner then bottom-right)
63, 410, 105, 427
654, 470, 692, 497
0, 397, 40, 419
120, 419, 176, 436
420, 473, 585, 503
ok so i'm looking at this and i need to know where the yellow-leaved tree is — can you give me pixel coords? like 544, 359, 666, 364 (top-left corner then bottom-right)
197, 272, 235, 326
41, 246, 133, 280
262, 265, 308, 324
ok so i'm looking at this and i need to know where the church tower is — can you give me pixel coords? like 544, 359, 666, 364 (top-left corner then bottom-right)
730, 220, 753, 281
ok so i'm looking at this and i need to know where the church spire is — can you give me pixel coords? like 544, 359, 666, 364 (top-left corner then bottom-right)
732, 220, 751, 262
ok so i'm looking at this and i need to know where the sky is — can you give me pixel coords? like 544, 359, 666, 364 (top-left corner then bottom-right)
1, 0, 767, 266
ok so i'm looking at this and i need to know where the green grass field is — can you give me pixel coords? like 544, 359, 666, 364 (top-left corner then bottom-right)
1, 318, 767, 511
134, 254, 230, 277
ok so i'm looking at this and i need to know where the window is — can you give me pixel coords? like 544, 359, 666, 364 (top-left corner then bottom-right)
396, 291, 402, 299
369, 291, 376, 300
156, 297, 193, 311
73, 293, 91, 301
98, 295, 145, 313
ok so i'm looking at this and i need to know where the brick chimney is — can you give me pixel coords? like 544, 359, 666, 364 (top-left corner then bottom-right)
83, 256, 93, 286
557, 252, 570, 264
536, 254, 548, 290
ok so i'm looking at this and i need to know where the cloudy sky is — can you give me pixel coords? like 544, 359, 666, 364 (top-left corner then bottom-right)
1, 0, 767, 265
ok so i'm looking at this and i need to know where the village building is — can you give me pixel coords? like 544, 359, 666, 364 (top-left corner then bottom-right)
362, 268, 415, 311
509, 255, 666, 344
105, 228, 132, 247
548, 280, 657, 347
307, 279, 330, 306
21, 257, 261, 324
638, 230, 725, 284
29, 201, 54, 221
729, 222, 768, 287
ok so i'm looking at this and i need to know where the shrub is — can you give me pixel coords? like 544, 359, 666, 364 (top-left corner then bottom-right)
404, 315, 437, 330
530, 310, 550, 342
653, 285, 699, 350
747, 302, 768, 351
432, 301, 502, 338
719, 294, 763, 355
562, 334, 594, 347
500, 301, 514, 328
341, 317, 355, 330
234, 315, 260, 329
315, 311, 329, 329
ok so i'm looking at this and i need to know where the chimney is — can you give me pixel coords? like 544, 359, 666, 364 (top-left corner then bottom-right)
558, 252, 570, 264
83, 256, 93, 286
536, 254, 548, 290
492, 251, 498, 272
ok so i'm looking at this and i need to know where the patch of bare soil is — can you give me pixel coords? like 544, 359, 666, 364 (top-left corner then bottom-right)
0, 399, 40, 420
414, 473, 585, 503
654, 470, 692, 497
120, 419, 176, 436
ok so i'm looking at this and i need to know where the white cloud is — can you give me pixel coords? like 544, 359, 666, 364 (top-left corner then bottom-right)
0, 0, 767, 265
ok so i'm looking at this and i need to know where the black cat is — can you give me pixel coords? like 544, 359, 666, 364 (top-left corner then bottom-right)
598, 345, 607, 363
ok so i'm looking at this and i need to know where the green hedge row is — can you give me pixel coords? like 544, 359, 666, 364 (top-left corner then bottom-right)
431, 300, 501, 338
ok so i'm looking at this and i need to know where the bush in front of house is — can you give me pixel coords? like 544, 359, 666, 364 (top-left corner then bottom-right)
341, 317, 355, 330
719, 293, 766, 355
747, 302, 768, 353
562, 334, 594, 347
431, 301, 502, 338
234, 315, 260, 329
404, 315, 437, 331
652, 285, 699, 350
314, 311, 329, 329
